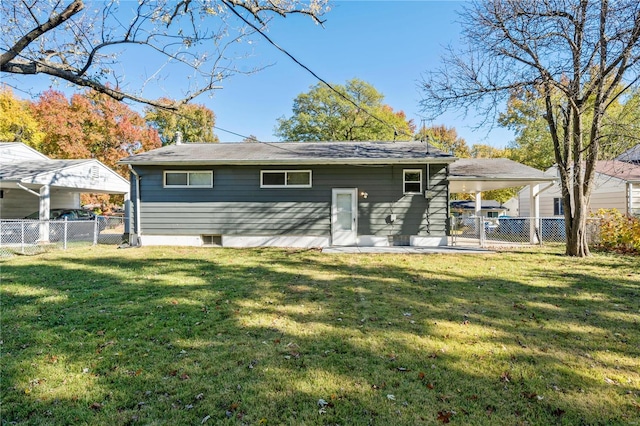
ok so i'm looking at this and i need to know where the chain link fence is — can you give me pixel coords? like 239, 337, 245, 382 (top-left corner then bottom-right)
0, 215, 127, 257
450, 216, 600, 248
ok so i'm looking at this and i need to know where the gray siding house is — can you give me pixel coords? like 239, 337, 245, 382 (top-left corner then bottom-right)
120, 141, 455, 247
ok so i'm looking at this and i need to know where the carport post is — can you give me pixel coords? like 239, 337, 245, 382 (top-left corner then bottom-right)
38, 185, 50, 243
93, 215, 98, 245
474, 191, 482, 239
529, 183, 540, 245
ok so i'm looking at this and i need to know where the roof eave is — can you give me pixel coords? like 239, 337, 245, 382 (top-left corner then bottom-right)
449, 176, 556, 182
120, 157, 457, 166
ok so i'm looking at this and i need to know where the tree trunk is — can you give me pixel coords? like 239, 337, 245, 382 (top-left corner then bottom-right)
565, 208, 590, 257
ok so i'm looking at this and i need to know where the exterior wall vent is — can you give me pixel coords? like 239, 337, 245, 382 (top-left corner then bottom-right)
202, 235, 222, 246
90, 166, 100, 183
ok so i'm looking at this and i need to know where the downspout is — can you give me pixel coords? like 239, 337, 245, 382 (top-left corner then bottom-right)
128, 165, 142, 245
16, 183, 40, 197
537, 181, 557, 196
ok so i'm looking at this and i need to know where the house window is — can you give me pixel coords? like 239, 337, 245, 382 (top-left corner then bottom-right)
403, 169, 422, 194
487, 211, 499, 218
553, 198, 564, 215
164, 171, 213, 188
261, 170, 312, 188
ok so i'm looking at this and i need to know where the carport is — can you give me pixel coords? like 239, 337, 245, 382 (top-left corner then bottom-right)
0, 143, 130, 243
448, 158, 557, 244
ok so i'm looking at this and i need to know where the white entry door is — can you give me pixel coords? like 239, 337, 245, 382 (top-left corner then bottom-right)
332, 188, 358, 246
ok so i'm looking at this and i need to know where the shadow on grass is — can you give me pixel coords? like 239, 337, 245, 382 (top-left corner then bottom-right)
1, 247, 639, 425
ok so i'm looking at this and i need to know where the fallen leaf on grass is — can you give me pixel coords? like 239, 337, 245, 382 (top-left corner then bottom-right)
180, 373, 190, 380
426, 383, 435, 390
201, 415, 211, 424
386, 394, 396, 401
437, 410, 454, 423
89, 402, 102, 411
500, 371, 511, 383
551, 408, 566, 417
418, 372, 425, 380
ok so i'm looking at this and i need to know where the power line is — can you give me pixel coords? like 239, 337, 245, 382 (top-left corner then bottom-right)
222, 0, 415, 141
213, 125, 257, 141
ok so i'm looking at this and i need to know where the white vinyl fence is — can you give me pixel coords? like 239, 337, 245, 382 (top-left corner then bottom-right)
0, 215, 127, 257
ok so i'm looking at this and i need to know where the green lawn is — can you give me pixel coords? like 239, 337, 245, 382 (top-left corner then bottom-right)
1, 246, 639, 425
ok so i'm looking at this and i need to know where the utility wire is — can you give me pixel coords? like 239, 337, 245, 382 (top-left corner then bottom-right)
222, 0, 415, 141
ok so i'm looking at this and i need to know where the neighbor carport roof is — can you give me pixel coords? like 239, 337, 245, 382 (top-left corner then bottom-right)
0, 160, 90, 181
449, 158, 556, 193
119, 141, 456, 165
0, 159, 130, 194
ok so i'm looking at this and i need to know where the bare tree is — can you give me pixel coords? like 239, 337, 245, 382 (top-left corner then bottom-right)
1, 0, 327, 109
421, 0, 640, 256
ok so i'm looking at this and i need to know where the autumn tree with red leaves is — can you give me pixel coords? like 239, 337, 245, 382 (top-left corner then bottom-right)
30, 89, 161, 177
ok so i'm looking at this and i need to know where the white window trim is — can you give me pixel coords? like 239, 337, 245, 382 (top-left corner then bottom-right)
403, 169, 423, 194
163, 170, 213, 188
260, 170, 312, 188
553, 197, 564, 216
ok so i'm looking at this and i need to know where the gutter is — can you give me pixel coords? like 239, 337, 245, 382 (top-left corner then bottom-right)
128, 165, 142, 243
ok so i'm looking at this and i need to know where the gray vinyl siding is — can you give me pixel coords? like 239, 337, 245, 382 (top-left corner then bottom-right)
131, 163, 449, 237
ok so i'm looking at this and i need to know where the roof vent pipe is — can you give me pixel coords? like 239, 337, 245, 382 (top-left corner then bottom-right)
175, 131, 183, 145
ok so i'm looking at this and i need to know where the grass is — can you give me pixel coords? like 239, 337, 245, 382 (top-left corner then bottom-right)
1, 246, 639, 425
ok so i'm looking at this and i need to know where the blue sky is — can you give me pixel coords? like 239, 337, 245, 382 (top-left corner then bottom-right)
5, 0, 515, 147
210, 0, 514, 146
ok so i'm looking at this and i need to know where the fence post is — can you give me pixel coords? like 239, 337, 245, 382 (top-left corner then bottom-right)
64, 218, 68, 250
93, 215, 98, 246
479, 216, 486, 248
21, 220, 25, 255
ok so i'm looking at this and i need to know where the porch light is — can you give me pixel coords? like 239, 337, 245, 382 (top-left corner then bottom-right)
360, 191, 368, 199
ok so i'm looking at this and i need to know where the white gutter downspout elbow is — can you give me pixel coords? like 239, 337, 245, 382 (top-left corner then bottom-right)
538, 181, 557, 195
128, 165, 142, 245
16, 183, 41, 197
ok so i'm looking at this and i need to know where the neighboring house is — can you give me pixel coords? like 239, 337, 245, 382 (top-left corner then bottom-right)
502, 197, 519, 216
616, 144, 640, 165
0, 142, 130, 221
518, 160, 640, 217
119, 141, 456, 247
450, 200, 508, 218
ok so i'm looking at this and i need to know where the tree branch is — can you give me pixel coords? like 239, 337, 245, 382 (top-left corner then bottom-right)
0, 0, 84, 67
